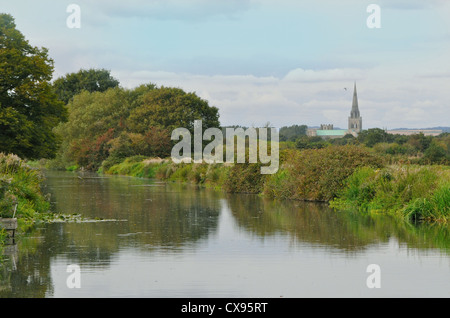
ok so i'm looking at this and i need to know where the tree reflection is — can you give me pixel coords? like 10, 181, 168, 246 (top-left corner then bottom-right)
225, 193, 450, 253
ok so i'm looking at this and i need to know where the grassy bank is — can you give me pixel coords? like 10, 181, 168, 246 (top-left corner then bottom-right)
100, 145, 449, 224
101, 146, 381, 196
0, 153, 52, 244
330, 165, 450, 223
101, 155, 231, 191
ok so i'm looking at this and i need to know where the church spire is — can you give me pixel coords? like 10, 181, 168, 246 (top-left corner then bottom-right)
348, 82, 362, 133
350, 82, 360, 118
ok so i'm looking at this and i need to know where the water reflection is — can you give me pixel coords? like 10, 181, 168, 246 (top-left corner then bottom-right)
225, 194, 450, 253
0, 171, 448, 298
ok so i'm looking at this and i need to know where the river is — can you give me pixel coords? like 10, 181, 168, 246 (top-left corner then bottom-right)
0, 170, 449, 297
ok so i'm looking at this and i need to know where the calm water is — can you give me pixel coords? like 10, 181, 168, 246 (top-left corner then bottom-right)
1, 170, 449, 298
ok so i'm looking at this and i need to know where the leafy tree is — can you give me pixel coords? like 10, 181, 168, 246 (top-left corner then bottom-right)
53, 68, 120, 104
108, 127, 171, 161
0, 14, 67, 159
70, 128, 116, 171
54, 84, 219, 170
422, 140, 448, 164
53, 87, 130, 168
295, 136, 328, 149
407, 133, 432, 153
279, 124, 307, 142
127, 86, 220, 134
357, 128, 392, 147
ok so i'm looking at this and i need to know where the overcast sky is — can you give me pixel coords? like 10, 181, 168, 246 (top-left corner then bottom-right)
2, 0, 450, 129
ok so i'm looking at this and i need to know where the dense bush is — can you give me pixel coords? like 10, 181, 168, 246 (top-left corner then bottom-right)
105, 156, 162, 178
331, 165, 450, 223
0, 153, 50, 230
264, 145, 384, 201
53, 84, 220, 171
224, 163, 267, 194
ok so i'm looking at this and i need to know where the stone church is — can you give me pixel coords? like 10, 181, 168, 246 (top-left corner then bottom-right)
307, 82, 362, 139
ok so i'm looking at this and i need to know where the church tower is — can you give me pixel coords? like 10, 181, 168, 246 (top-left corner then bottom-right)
348, 82, 362, 133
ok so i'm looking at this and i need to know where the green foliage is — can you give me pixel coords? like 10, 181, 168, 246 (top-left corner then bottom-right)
328, 133, 358, 146
331, 165, 450, 223
279, 124, 307, 142
0, 14, 67, 159
0, 153, 50, 231
287, 128, 449, 167
264, 145, 384, 201
224, 163, 267, 194
106, 157, 162, 178
53, 84, 220, 171
105, 159, 231, 191
421, 140, 449, 164
295, 135, 329, 149
373, 142, 414, 156
65, 165, 79, 172
127, 86, 220, 134
52, 68, 120, 104
108, 127, 172, 161
407, 133, 432, 153
353, 130, 450, 166
403, 182, 449, 223
357, 128, 393, 147
263, 168, 291, 199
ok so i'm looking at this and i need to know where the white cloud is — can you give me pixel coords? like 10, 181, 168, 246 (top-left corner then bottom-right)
6, 1, 447, 130
283, 68, 367, 83
113, 64, 450, 130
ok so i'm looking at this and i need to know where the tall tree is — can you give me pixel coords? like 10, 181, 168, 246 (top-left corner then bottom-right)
0, 14, 67, 159
279, 124, 307, 142
127, 86, 220, 134
54, 84, 220, 170
53, 68, 120, 104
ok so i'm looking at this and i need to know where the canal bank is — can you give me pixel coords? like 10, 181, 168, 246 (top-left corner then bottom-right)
99, 147, 450, 224
0, 153, 53, 247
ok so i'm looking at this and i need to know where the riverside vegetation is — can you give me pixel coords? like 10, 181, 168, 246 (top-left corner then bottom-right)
0, 153, 52, 251
1, 13, 449, 250
65, 142, 449, 224
41, 71, 450, 225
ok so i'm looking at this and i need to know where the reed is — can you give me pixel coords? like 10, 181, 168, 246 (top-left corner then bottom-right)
0, 153, 51, 233
331, 165, 450, 223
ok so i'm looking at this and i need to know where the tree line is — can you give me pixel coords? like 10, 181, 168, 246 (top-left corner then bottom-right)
1, 13, 448, 170
0, 13, 220, 171
279, 125, 449, 164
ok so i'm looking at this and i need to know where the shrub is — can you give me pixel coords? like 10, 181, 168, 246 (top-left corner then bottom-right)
224, 162, 267, 194
331, 164, 450, 223
403, 182, 450, 222
0, 153, 50, 228
264, 145, 384, 201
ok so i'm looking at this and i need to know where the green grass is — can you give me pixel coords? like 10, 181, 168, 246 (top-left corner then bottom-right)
103, 156, 232, 191
402, 182, 450, 223
264, 145, 384, 201
104, 156, 164, 178
0, 153, 52, 237
101, 146, 449, 224
330, 165, 450, 223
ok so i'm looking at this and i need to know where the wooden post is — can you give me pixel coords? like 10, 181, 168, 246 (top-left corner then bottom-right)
0, 217, 18, 238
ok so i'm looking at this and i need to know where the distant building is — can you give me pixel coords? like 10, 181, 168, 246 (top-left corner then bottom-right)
386, 129, 442, 136
307, 82, 362, 139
